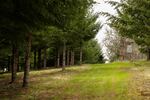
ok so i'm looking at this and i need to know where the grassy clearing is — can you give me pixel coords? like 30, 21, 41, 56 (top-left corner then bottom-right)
0, 62, 149, 100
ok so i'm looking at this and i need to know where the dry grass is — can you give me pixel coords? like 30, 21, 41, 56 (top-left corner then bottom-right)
0, 62, 150, 100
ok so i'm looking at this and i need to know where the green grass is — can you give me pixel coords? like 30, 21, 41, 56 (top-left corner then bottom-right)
0, 62, 148, 100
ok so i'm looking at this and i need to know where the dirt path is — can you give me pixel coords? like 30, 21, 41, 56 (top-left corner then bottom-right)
128, 66, 150, 100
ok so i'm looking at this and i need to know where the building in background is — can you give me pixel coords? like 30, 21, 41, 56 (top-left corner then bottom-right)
119, 37, 146, 61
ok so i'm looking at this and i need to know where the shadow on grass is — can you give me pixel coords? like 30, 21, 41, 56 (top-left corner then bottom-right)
0, 63, 134, 99
0, 78, 27, 99
0, 66, 90, 99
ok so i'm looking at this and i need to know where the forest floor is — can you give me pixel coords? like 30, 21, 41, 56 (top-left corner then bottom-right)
0, 61, 150, 100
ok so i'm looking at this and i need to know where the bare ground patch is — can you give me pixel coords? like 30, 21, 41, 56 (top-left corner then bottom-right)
128, 67, 150, 100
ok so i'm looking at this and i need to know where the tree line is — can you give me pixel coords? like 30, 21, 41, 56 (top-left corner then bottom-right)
102, 0, 150, 60
0, 0, 103, 87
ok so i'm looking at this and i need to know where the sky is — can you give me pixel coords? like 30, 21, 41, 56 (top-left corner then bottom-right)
93, 0, 119, 59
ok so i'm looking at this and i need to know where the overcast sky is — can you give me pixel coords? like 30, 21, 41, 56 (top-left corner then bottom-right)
93, 0, 119, 59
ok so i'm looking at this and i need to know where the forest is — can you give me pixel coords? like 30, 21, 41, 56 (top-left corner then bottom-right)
0, 0, 150, 99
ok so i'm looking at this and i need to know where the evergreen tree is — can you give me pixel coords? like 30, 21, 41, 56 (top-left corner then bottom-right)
103, 0, 150, 60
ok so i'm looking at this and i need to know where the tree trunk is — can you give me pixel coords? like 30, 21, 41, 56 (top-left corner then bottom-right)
38, 48, 42, 69
147, 49, 150, 61
67, 50, 70, 66
62, 42, 66, 71
79, 47, 83, 65
72, 51, 75, 65
43, 48, 47, 68
70, 50, 74, 66
8, 56, 11, 72
11, 44, 18, 83
57, 49, 60, 67
23, 33, 31, 87
17, 54, 19, 72
34, 50, 37, 69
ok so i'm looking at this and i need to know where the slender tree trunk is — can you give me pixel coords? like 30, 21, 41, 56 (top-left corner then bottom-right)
23, 33, 31, 87
38, 48, 41, 69
11, 44, 18, 83
67, 50, 70, 66
79, 47, 83, 65
17, 54, 19, 72
10, 56, 13, 72
70, 50, 72, 65
34, 50, 37, 69
72, 51, 74, 65
70, 50, 74, 66
57, 49, 60, 67
147, 49, 150, 61
8, 56, 11, 72
43, 48, 47, 68
62, 42, 66, 71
